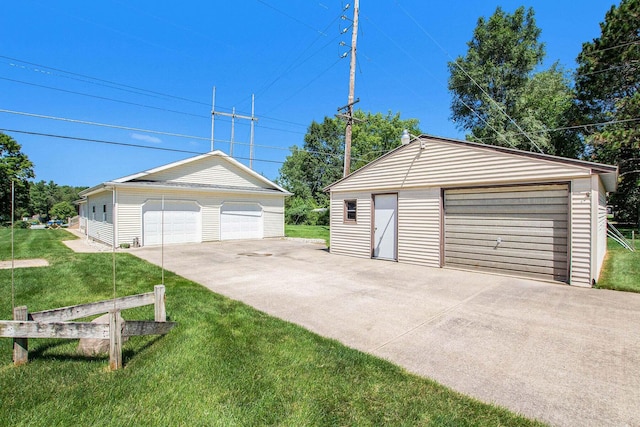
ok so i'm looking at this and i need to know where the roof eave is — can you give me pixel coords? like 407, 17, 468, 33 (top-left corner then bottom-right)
111, 181, 291, 196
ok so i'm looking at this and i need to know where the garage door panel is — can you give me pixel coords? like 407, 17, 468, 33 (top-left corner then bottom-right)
446, 244, 568, 262
444, 184, 569, 282
446, 197, 568, 208
143, 202, 201, 246
445, 225, 568, 238
445, 231, 568, 245
446, 257, 567, 280
445, 237, 568, 252
446, 217, 567, 228
446, 185, 568, 197
220, 203, 263, 240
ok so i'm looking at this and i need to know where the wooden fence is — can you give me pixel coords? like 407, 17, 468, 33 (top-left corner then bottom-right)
0, 285, 176, 370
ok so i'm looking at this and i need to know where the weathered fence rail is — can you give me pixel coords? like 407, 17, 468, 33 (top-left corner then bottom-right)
0, 285, 176, 370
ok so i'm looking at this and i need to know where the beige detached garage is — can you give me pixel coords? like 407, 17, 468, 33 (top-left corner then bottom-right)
78, 151, 290, 247
325, 135, 618, 287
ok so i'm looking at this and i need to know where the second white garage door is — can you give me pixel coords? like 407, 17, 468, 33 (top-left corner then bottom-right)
220, 203, 263, 240
143, 201, 201, 246
444, 184, 569, 282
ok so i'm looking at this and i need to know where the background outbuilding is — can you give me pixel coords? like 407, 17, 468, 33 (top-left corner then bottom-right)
78, 151, 290, 247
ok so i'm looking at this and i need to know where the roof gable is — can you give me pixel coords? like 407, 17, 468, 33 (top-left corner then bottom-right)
328, 135, 618, 192
114, 151, 286, 192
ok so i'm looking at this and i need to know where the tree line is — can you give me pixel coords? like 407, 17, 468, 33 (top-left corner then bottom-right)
0, 132, 86, 225
279, 0, 639, 225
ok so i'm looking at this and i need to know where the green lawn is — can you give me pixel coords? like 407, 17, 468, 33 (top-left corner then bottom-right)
597, 237, 640, 293
285, 224, 330, 246
0, 229, 542, 426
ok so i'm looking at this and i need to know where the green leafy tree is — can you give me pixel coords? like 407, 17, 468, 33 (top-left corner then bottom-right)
278, 110, 420, 224
448, 6, 578, 156
575, 0, 640, 223
49, 201, 77, 220
0, 133, 34, 222
29, 180, 86, 220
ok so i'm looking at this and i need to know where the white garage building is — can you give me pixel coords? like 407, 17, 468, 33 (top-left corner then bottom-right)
78, 151, 290, 247
326, 135, 618, 287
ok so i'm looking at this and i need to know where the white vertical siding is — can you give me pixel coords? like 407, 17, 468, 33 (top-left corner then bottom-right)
86, 191, 114, 245
596, 177, 608, 280
397, 188, 441, 267
570, 178, 593, 287
330, 192, 372, 258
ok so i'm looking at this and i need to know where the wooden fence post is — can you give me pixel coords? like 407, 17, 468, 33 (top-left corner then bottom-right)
154, 285, 166, 322
13, 306, 28, 366
109, 310, 123, 370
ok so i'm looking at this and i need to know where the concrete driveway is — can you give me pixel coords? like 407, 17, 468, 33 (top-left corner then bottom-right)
131, 239, 640, 427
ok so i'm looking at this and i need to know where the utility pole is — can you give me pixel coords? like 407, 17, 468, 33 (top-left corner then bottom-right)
211, 91, 258, 167
342, 0, 359, 177
210, 87, 216, 151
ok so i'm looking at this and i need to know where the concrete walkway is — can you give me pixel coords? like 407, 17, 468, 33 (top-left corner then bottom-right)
130, 239, 640, 427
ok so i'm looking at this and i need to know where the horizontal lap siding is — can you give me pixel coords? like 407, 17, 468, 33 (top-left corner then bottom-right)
331, 139, 592, 192
145, 157, 265, 188
445, 184, 569, 282
571, 178, 593, 286
398, 189, 440, 267
330, 193, 371, 258
261, 197, 285, 238
87, 192, 114, 245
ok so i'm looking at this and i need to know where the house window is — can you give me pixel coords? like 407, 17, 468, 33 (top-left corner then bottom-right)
344, 200, 357, 223
102, 204, 107, 222
92, 206, 96, 221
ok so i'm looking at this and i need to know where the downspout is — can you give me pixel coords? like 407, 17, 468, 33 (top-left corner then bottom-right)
113, 187, 118, 247
590, 175, 599, 286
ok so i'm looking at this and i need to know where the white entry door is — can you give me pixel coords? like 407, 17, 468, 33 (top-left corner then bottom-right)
220, 203, 263, 240
373, 194, 397, 260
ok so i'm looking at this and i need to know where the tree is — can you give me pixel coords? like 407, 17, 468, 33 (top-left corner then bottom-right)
575, 0, 640, 223
448, 6, 579, 155
0, 133, 34, 222
50, 201, 77, 220
29, 180, 87, 220
278, 110, 420, 224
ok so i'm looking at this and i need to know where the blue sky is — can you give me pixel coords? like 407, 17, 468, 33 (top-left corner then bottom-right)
1, 1, 614, 186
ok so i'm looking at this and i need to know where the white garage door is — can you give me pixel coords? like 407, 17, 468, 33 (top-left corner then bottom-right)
444, 184, 569, 282
220, 203, 263, 240
143, 201, 201, 246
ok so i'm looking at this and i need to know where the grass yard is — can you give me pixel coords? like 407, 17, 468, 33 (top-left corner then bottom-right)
285, 224, 330, 246
0, 229, 542, 426
596, 236, 640, 293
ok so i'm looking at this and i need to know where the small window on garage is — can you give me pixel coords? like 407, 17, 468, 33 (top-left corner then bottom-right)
102, 204, 107, 222
344, 200, 357, 223
92, 205, 96, 221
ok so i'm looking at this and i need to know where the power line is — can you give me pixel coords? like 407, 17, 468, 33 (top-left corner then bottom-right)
265, 58, 343, 115
395, 3, 543, 154
0, 128, 286, 164
365, 11, 519, 150
1, 77, 210, 120
0, 109, 345, 158
256, 0, 330, 36
2, 55, 313, 130
3, 57, 199, 105
251, 14, 343, 102
0, 109, 211, 141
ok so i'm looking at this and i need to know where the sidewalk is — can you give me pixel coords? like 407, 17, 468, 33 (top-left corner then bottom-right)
63, 229, 116, 253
